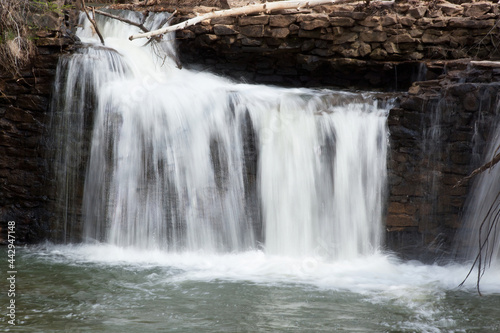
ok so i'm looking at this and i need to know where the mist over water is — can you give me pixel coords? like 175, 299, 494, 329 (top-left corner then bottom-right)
30, 10, 500, 333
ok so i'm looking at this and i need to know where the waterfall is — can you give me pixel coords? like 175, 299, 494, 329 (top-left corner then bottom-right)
52, 11, 390, 258
456, 118, 500, 266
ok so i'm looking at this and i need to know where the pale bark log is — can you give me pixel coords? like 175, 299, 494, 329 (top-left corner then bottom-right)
129, 0, 361, 41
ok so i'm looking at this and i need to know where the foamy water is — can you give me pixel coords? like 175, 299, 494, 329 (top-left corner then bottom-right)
36, 10, 500, 333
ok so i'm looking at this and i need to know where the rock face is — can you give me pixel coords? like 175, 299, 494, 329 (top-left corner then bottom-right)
387, 61, 500, 260
0, 31, 75, 243
172, 0, 500, 88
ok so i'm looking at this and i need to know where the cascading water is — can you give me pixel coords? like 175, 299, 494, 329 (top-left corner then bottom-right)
17, 9, 500, 333
455, 113, 500, 267
53, 11, 388, 258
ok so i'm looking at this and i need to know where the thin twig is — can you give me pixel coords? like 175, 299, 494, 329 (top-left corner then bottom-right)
454, 150, 500, 188
81, 0, 105, 45
459, 191, 500, 295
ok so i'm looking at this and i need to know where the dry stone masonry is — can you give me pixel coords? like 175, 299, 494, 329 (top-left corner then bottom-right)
172, 0, 500, 87
0, 17, 75, 243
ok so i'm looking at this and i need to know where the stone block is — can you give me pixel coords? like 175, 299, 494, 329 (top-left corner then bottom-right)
240, 25, 265, 38
192, 25, 212, 34
329, 17, 355, 27
241, 36, 262, 46
388, 33, 415, 43
360, 31, 387, 43
422, 33, 449, 44
359, 16, 381, 27
357, 42, 371, 57
5, 107, 35, 123
210, 17, 236, 25
408, 6, 427, 19
409, 29, 423, 38
386, 214, 418, 227
238, 15, 269, 26
298, 29, 322, 39
15, 95, 49, 112
348, 12, 367, 20
198, 34, 219, 46
437, 3, 463, 16
33, 55, 59, 69
177, 29, 196, 39
312, 48, 335, 57
213, 25, 238, 35
429, 18, 448, 28
351, 41, 370, 56
381, 15, 398, 27
289, 24, 300, 34
388, 202, 417, 215
269, 15, 296, 27
448, 18, 495, 29
332, 32, 358, 45
408, 52, 424, 60
400, 16, 416, 26
384, 42, 400, 54
463, 2, 492, 18
297, 14, 329, 22
267, 27, 288, 38
300, 19, 330, 30
369, 47, 388, 60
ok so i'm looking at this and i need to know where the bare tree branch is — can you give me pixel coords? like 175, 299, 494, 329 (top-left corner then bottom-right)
455, 150, 500, 188
459, 191, 500, 295
81, 0, 105, 45
94, 9, 150, 33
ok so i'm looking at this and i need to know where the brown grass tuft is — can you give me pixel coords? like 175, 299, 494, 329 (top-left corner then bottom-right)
0, 0, 37, 77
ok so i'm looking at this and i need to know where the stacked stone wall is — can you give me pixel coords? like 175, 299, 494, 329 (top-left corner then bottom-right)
387, 62, 500, 260
174, 1, 500, 88
0, 32, 74, 243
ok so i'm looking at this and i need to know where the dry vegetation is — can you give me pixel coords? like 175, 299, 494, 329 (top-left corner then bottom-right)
0, 0, 37, 76
0, 0, 74, 76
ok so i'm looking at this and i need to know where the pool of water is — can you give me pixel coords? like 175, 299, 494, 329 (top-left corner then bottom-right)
1, 244, 499, 332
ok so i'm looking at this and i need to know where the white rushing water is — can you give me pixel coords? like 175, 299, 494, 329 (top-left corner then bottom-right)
41, 11, 500, 333
54, 11, 388, 258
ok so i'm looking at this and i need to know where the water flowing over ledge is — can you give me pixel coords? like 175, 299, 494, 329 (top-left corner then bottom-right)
53, 11, 389, 259
4, 8, 499, 333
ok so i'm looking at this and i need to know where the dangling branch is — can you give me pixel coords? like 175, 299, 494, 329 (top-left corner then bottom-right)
81, 0, 105, 45
454, 149, 500, 188
129, 0, 360, 41
458, 191, 500, 295
94, 9, 150, 33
